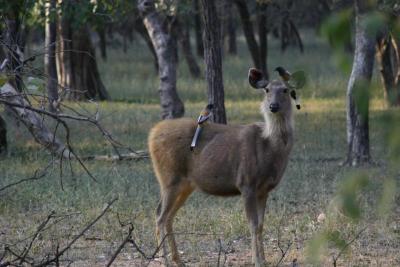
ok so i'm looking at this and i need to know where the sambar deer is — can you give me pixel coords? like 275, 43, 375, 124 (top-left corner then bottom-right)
148, 67, 298, 266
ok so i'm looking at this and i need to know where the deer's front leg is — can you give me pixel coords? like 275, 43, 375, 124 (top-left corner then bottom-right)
243, 189, 267, 267
256, 193, 268, 263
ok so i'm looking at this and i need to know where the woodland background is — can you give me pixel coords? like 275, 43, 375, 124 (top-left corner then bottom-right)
0, 0, 399, 266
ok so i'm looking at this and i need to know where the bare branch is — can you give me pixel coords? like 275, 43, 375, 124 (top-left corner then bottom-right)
106, 224, 134, 267
19, 211, 56, 264
33, 197, 118, 267
274, 216, 292, 267
0, 161, 52, 193
332, 227, 367, 267
216, 238, 227, 267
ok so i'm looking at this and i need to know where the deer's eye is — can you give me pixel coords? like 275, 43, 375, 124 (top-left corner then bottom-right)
265, 88, 270, 93
283, 88, 288, 93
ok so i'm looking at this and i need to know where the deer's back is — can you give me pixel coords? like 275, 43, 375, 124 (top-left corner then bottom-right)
148, 118, 290, 196
148, 118, 242, 191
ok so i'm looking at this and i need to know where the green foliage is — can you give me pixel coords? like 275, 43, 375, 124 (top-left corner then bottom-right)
320, 9, 353, 50
0, 0, 36, 29
319, 9, 353, 74
378, 178, 396, 219
288, 70, 307, 89
1, 20, 399, 265
364, 10, 388, 37
353, 80, 371, 121
338, 172, 369, 221
39, 0, 136, 30
307, 231, 328, 265
26, 77, 45, 93
0, 0, 35, 15
0, 74, 8, 87
306, 172, 368, 265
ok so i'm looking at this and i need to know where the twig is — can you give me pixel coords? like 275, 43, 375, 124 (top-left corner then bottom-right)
332, 227, 367, 267
216, 238, 227, 267
0, 95, 98, 182
2, 246, 33, 266
275, 215, 292, 267
0, 95, 136, 157
0, 161, 52, 193
106, 224, 134, 267
81, 151, 149, 161
33, 197, 118, 267
19, 211, 56, 264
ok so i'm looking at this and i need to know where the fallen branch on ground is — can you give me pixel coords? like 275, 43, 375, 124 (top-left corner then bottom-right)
0, 198, 117, 267
82, 151, 148, 161
106, 224, 135, 267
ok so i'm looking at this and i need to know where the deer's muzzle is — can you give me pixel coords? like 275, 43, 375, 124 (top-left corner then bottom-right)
269, 103, 280, 113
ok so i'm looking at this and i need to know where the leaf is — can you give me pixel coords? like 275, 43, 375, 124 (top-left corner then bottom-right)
377, 178, 396, 218
334, 51, 352, 74
363, 11, 388, 38
0, 74, 8, 87
342, 193, 361, 220
339, 173, 369, 221
320, 9, 352, 49
27, 77, 45, 93
306, 232, 328, 265
353, 80, 370, 121
288, 70, 306, 89
327, 230, 347, 250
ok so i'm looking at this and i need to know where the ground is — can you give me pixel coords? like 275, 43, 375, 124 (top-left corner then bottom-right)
0, 32, 399, 266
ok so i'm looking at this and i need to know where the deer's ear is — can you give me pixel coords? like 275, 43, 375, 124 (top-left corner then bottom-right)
290, 90, 301, 110
248, 68, 268, 89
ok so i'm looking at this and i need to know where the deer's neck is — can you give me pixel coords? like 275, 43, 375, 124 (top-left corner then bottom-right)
262, 111, 294, 147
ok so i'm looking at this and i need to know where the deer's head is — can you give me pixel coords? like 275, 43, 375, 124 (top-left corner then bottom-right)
248, 68, 294, 116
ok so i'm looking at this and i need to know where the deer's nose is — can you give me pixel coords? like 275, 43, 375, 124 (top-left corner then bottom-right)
269, 103, 280, 113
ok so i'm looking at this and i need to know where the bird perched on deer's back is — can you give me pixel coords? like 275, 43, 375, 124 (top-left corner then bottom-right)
275, 66, 291, 82
197, 104, 213, 124
190, 104, 213, 151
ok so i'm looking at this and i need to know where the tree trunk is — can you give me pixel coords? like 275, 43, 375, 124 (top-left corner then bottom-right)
56, 6, 74, 97
201, 0, 227, 124
134, 18, 159, 72
289, 20, 304, 53
346, 0, 375, 166
138, 0, 184, 119
98, 25, 107, 60
0, 115, 7, 156
193, 0, 204, 58
4, 8, 23, 91
176, 21, 201, 78
69, 26, 110, 100
234, 0, 261, 69
377, 35, 400, 106
226, 1, 237, 55
1, 83, 69, 157
258, 2, 269, 79
45, 0, 59, 112
56, 3, 109, 101
0, 39, 5, 60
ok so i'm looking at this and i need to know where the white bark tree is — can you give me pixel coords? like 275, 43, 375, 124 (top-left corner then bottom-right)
1, 83, 69, 157
346, 0, 375, 165
138, 0, 185, 119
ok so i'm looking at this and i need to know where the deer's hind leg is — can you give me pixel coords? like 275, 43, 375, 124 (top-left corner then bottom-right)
156, 178, 194, 266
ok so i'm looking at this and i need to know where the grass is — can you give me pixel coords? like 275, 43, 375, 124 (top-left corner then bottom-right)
0, 31, 399, 266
